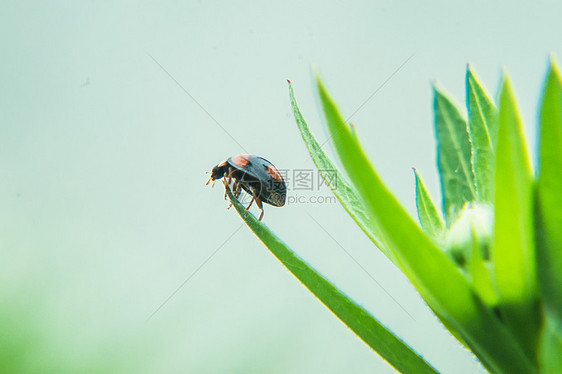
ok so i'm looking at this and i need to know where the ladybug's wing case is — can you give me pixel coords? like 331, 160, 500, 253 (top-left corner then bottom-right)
229, 155, 287, 207
227, 155, 256, 177
245, 155, 286, 207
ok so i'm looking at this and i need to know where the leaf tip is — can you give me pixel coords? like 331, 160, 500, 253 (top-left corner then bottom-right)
312, 66, 322, 81
431, 82, 449, 99
466, 64, 476, 81
431, 82, 442, 102
547, 55, 562, 80
430, 79, 439, 90
413, 168, 422, 185
500, 67, 512, 84
313, 71, 326, 93
499, 69, 515, 99
432, 83, 460, 111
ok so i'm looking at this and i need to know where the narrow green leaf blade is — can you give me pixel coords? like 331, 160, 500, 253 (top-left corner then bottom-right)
468, 223, 498, 307
414, 169, 444, 241
538, 316, 562, 373
466, 66, 499, 203
316, 75, 536, 373
226, 188, 439, 374
287, 81, 395, 263
536, 60, 562, 323
434, 86, 477, 224
493, 73, 539, 358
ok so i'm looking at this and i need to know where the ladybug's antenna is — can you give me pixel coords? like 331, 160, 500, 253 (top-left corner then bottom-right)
205, 172, 215, 187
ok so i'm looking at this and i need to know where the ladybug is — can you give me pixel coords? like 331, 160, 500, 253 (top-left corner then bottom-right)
207, 154, 286, 221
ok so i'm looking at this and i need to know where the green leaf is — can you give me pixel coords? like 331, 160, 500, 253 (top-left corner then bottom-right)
536, 60, 562, 323
315, 75, 536, 374
433, 86, 477, 224
414, 169, 444, 242
287, 81, 397, 264
492, 73, 539, 358
226, 188, 439, 374
466, 66, 499, 203
538, 316, 562, 373
468, 223, 498, 307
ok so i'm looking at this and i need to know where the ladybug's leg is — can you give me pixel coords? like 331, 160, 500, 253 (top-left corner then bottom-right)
226, 180, 239, 210
232, 179, 241, 199
246, 194, 255, 210
248, 186, 264, 220
255, 197, 264, 221
226, 186, 234, 209
224, 169, 233, 200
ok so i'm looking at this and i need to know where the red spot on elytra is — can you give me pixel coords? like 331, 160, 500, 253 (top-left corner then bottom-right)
267, 166, 283, 181
231, 154, 250, 167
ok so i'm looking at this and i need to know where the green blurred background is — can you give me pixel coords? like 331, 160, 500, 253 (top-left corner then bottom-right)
2, 1, 561, 373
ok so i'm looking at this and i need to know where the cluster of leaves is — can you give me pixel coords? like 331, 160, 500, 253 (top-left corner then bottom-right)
228, 59, 562, 373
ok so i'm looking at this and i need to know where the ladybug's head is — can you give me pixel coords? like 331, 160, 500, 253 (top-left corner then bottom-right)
206, 161, 228, 185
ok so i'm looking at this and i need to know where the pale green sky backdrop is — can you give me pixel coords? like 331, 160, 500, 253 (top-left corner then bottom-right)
2, 1, 561, 373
